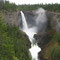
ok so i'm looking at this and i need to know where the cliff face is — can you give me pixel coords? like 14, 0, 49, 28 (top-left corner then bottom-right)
2, 11, 60, 32
2, 11, 19, 26
47, 11, 60, 32
37, 11, 60, 47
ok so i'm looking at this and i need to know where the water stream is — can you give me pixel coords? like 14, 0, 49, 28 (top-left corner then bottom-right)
20, 11, 41, 60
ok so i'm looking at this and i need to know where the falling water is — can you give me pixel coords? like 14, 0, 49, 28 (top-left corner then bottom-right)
20, 11, 41, 60
20, 11, 28, 30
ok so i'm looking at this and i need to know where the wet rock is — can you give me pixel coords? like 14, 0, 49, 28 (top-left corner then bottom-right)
20, 30, 31, 48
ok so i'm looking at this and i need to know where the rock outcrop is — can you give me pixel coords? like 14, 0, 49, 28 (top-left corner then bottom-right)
2, 11, 19, 26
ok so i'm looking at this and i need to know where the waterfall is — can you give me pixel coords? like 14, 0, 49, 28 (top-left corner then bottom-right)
20, 11, 41, 60
20, 11, 28, 30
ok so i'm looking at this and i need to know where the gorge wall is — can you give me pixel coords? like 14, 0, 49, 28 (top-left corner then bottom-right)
2, 10, 60, 32
2, 11, 19, 26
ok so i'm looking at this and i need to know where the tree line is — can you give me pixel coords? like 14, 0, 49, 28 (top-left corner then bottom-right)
0, 0, 60, 12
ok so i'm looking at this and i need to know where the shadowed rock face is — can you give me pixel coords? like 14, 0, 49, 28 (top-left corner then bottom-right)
46, 11, 60, 32
33, 11, 60, 48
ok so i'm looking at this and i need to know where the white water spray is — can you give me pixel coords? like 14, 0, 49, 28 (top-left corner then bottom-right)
20, 11, 41, 60
21, 11, 28, 30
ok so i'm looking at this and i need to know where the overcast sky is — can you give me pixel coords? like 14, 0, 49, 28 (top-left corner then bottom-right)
8, 0, 60, 5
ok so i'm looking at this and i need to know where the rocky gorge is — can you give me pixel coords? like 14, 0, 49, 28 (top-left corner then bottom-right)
1, 8, 60, 60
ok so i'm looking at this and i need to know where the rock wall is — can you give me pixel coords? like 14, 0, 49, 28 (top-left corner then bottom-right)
2, 11, 19, 26
2, 10, 60, 33
47, 11, 60, 32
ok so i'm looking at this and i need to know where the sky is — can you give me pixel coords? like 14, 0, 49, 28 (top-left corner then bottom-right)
8, 0, 60, 5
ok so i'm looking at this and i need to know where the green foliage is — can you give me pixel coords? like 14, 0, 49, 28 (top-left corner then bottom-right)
17, 4, 60, 12
0, 0, 60, 12
0, 1, 17, 11
0, 16, 31, 60
51, 45, 60, 60
53, 33, 60, 44
0, 16, 15, 60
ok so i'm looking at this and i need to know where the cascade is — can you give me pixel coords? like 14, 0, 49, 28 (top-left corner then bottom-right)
20, 11, 41, 60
